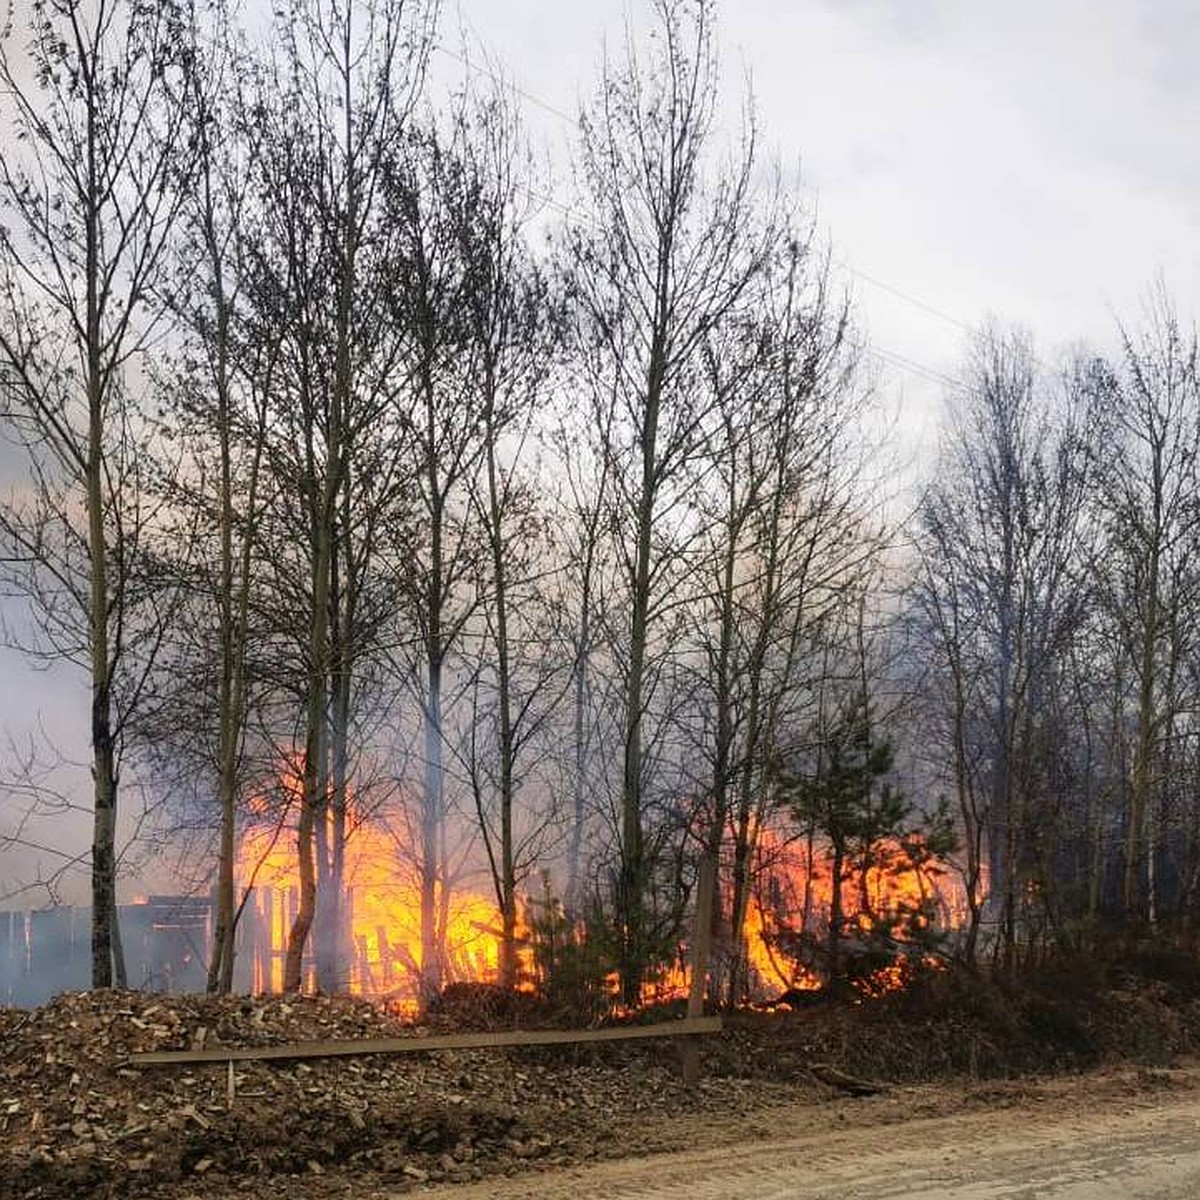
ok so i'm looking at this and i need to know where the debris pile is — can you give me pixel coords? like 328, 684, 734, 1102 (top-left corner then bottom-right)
0, 991, 798, 1199
5, 960, 1199, 1199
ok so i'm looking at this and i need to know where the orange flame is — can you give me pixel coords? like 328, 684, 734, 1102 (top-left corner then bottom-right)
236, 769, 518, 1007
234, 766, 975, 1009
734, 825, 974, 1000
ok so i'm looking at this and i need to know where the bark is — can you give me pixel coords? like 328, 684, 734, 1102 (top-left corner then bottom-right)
826, 837, 845, 991
192, 81, 258, 994
82, 42, 123, 989
421, 651, 445, 1002
1126, 535, 1159, 921
482, 411, 519, 988
325, 505, 355, 990
566, 567, 593, 916
618, 349, 662, 1004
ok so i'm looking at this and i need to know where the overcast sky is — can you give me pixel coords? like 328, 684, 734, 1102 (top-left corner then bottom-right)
2, 0, 1198, 902
436, 0, 1200, 427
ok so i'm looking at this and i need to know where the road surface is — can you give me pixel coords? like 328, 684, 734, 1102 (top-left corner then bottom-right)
426, 1077, 1200, 1199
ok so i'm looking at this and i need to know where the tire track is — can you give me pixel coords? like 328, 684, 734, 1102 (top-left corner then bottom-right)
422, 1087, 1200, 1200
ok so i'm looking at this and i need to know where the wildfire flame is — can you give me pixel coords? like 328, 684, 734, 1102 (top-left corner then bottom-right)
734, 826, 973, 1001
236, 773, 513, 1007
234, 768, 977, 1008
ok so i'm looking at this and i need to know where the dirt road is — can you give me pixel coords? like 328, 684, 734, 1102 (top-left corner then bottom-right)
425, 1073, 1200, 1199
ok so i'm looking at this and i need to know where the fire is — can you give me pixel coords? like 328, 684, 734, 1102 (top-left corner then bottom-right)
623, 825, 970, 1010
730, 825, 974, 1001
235, 772, 516, 1006
742, 891, 821, 993
231, 765, 975, 1009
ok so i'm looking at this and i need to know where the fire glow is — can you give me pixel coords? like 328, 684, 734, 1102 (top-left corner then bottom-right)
237, 787, 511, 1006
235, 774, 975, 1007
732, 827, 973, 1000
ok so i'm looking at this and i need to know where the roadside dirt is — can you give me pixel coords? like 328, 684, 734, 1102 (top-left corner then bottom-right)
418, 1066, 1200, 1200
7, 963, 1200, 1199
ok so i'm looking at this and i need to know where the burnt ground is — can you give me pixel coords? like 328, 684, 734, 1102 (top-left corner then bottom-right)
4, 950, 1200, 1200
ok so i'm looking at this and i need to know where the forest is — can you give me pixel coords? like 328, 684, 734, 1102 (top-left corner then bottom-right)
2, 0, 1199, 1014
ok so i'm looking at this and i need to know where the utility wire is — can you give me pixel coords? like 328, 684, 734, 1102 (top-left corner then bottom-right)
433, 40, 968, 392
834, 262, 972, 334
433, 43, 579, 127
873, 347, 962, 391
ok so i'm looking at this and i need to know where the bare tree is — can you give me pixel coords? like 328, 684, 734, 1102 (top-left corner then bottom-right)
147, 2, 282, 994
447, 79, 565, 989
569, 0, 767, 1002
693, 227, 873, 1003
1092, 284, 1200, 925
552, 410, 614, 918
382, 113, 489, 1004
915, 325, 1097, 966
0, 0, 193, 986
213, 0, 434, 994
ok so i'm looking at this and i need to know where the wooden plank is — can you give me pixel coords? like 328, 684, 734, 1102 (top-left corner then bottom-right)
130, 1015, 723, 1066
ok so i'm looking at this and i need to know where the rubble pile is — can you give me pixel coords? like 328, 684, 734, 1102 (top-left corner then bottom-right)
6, 963, 1194, 1199
0, 991, 801, 1199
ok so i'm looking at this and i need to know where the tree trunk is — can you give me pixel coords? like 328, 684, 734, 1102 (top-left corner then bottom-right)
327, 624, 352, 990
85, 84, 123, 989
706, 498, 739, 988
566, 554, 594, 917
284, 368, 341, 990
483, 399, 519, 989
827, 837, 845, 992
206, 144, 238, 994
619, 346, 664, 1006
421, 654, 445, 1003
1127, 563, 1159, 924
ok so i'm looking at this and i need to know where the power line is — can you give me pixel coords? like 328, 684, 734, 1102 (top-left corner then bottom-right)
873, 347, 961, 391
835, 261, 972, 334
525, 180, 963, 391
432, 43, 579, 127
434, 41, 973, 337
434, 41, 968, 393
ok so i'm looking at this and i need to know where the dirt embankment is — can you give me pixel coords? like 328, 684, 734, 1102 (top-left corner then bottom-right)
4, 953, 1200, 1200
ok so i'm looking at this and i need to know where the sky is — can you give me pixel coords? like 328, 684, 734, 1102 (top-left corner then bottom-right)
435, 0, 1200, 437
2, 0, 1198, 904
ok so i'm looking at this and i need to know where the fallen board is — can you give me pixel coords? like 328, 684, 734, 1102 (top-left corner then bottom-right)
130, 1015, 723, 1065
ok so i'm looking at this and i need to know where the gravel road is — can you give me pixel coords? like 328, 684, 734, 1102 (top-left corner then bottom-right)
425, 1078, 1200, 1199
